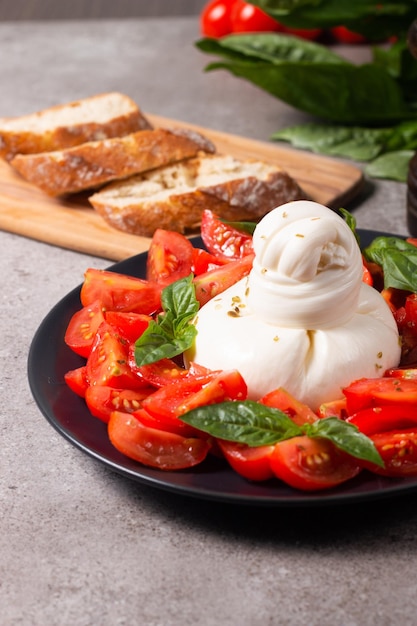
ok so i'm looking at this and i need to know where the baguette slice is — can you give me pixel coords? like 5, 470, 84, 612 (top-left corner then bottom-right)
10, 127, 216, 196
89, 153, 307, 237
0, 92, 152, 161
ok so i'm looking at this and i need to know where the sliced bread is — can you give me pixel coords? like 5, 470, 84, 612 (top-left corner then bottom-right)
10, 127, 216, 196
0, 92, 152, 161
88, 153, 307, 237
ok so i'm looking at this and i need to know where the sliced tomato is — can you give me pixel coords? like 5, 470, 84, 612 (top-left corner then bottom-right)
362, 258, 373, 286
104, 310, 151, 343
86, 322, 146, 389
64, 300, 106, 358
316, 398, 348, 420
64, 366, 89, 397
132, 406, 200, 437
283, 26, 322, 40
361, 429, 417, 477
343, 377, 417, 414
80, 268, 161, 315
191, 247, 228, 275
259, 387, 317, 426
108, 411, 210, 470
85, 386, 154, 423
128, 351, 211, 388
385, 367, 417, 380
331, 26, 367, 44
194, 253, 254, 306
217, 440, 274, 481
347, 405, 417, 436
269, 435, 361, 491
200, 209, 254, 260
146, 229, 194, 286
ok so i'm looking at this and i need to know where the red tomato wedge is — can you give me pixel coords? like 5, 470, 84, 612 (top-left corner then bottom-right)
346, 405, 417, 436
64, 366, 89, 398
146, 229, 194, 286
81, 268, 162, 315
191, 247, 228, 275
259, 387, 317, 426
362, 429, 417, 477
86, 322, 146, 390
200, 209, 254, 260
128, 352, 212, 388
269, 436, 361, 491
64, 300, 106, 358
104, 311, 151, 344
108, 411, 210, 470
85, 386, 154, 423
217, 440, 275, 481
343, 377, 417, 414
385, 367, 417, 380
194, 253, 254, 306
316, 398, 348, 419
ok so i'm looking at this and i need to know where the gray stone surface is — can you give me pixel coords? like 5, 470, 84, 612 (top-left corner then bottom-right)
2, 18, 416, 626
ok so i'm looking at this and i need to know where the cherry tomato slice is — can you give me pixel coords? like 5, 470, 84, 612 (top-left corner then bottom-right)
363, 428, 417, 477
86, 322, 146, 390
193, 253, 254, 306
346, 405, 417, 436
259, 387, 317, 426
104, 310, 151, 344
385, 367, 417, 380
64, 300, 106, 358
85, 386, 154, 423
191, 247, 228, 275
81, 268, 162, 315
146, 229, 194, 286
269, 435, 361, 491
331, 26, 367, 44
316, 398, 348, 420
343, 377, 417, 414
64, 366, 89, 398
217, 440, 275, 481
108, 411, 210, 470
200, 209, 254, 260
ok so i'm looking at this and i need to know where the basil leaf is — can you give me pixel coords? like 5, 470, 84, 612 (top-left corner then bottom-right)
221, 219, 257, 236
338, 208, 360, 245
134, 274, 198, 366
363, 236, 417, 291
364, 149, 413, 182
304, 417, 384, 467
180, 400, 302, 446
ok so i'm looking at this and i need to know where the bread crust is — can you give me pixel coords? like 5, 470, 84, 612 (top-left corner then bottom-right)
10, 128, 216, 196
0, 92, 152, 161
89, 158, 307, 237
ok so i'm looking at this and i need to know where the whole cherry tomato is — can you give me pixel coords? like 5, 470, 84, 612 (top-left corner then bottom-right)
200, 0, 237, 37
230, 0, 280, 33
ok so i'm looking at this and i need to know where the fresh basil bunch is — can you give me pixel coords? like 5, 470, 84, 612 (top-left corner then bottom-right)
196, 1, 417, 181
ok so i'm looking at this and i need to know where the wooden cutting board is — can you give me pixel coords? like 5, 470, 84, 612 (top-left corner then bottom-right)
0, 113, 364, 261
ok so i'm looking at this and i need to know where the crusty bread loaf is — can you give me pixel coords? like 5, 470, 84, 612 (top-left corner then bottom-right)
89, 153, 307, 237
10, 127, 216, 196
0, 92, 152, 161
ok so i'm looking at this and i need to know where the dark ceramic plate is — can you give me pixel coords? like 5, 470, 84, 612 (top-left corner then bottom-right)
28, 231, 417, 507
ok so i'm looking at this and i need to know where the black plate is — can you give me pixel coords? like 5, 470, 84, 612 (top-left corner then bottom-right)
27, 231, 417, 507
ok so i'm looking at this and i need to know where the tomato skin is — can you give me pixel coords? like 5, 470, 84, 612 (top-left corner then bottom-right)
270, 436, 361, 491
108, 411, 210, 470
362, 429, 417, 477
146, 229, 194, 286
218, 440, 275, 481
191, 247, 228, 275
104, 310, 151, 344
283, 26, 322, 40
86, 322, 146, 390
64, 300, 106, 358
259, 387, 317, 426
200, 0, 236, 37
347, 405, 417, 436
200, 209, 254, 261
85, 386, 154, 423
317, 398, 348, 419
193, 253, 254, 306
128, 351, 211, 388
81, 268, 162, 315
343, 377, 417, 414
230, 0, 279, 33
385, 367, 417, 380
64, 366, 89, 397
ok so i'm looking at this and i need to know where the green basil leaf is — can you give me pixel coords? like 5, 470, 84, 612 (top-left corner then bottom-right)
338, 208, 360, 245
363, 236, 417, 291
134, 274, 198, 366
221, 219, 257, 236
304, 417, 384, 467
364, 149, 413, 182
180, 400, 302, 446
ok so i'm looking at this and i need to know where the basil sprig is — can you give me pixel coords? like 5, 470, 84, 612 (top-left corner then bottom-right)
180, 401, 384, 467
134, 274, 198, 366
363, 236, 417, 292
